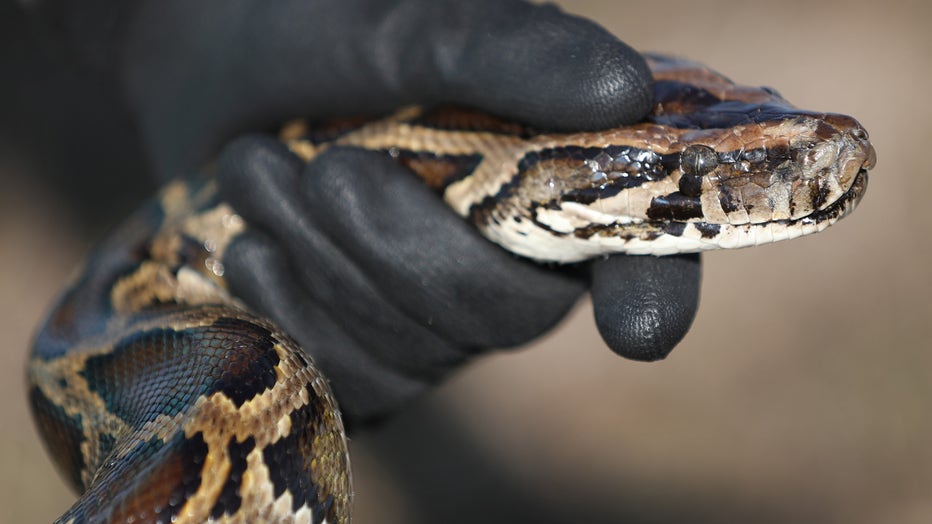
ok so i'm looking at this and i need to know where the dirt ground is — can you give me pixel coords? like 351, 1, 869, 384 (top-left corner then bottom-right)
2, 0, 930, 522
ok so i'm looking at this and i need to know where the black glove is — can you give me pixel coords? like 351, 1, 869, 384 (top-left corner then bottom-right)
31, 0, 701, 425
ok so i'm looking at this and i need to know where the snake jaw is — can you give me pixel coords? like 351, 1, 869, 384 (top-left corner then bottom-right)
799, 167, 869, 227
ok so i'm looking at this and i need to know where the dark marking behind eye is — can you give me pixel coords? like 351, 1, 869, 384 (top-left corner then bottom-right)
647, 192, 704, 221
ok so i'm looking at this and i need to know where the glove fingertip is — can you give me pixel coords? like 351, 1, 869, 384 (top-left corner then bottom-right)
591, 254, 701, 361
449, 2, 654, 130
523, 4, 653, 130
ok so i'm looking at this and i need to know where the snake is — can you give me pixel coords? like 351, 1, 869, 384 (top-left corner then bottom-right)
27, 54, 876, 523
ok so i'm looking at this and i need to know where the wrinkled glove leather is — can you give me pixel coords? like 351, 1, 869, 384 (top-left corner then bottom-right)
30, 0, 702, 426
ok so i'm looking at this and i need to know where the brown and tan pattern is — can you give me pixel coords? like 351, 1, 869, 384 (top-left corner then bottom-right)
27, 55, 874, 523
284, 55, 875, 261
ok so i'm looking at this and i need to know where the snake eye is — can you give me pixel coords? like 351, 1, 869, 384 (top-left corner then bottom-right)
680, 145, 718, 176
679, 145, 717, 197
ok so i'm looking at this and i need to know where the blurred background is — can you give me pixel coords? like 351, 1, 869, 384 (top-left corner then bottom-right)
1, 0, 929, 522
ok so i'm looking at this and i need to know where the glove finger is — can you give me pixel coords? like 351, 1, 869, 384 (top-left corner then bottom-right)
299, 146, 586, 348
243, 0, 653, 128
590, 254, 702, 362
123, 0, 652, 177
351, 0, 654, 130
215, 135, 467, 380
222, 229, 428, 425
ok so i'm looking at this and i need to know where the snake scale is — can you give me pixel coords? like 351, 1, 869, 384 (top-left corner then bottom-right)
27, 55, 875, 523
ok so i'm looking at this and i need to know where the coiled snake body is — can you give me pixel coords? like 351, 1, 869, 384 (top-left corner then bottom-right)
27, 55, 875, 523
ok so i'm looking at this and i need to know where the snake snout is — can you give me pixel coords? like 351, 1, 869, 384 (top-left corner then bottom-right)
859, 135, 877, 171
833, 116, 876, 171
844, 123, 876, 191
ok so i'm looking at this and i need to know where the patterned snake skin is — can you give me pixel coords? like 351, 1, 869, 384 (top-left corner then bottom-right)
27, 55, 876, 523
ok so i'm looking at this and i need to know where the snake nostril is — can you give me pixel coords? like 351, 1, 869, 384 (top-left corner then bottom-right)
862, 143, 878, 170
852, 127, 869, 141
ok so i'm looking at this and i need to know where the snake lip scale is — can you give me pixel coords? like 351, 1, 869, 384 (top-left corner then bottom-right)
28, 55, 875, 524
800, 168, 868, 225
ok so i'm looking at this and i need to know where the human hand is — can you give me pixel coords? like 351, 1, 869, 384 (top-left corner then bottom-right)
33, 0, 702, 425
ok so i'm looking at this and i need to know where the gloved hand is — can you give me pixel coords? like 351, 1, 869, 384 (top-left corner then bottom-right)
31, 0, 701, 425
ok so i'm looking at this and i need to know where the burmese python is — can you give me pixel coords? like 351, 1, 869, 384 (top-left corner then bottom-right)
27, 55, 876, 523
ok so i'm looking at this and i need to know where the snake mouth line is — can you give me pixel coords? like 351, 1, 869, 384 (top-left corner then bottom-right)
683, 169, 868, 232
797, 168, 869, 227
658, 168, 869, 249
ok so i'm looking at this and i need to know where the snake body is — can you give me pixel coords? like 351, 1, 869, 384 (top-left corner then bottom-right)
28, 55, 875, 523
